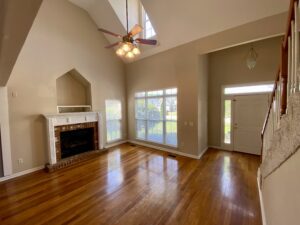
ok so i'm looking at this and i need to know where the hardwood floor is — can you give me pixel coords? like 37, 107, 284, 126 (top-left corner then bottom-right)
0, 144, 262, 225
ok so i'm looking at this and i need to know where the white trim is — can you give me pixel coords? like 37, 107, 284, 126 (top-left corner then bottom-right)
105, 140, 128, 149
0, 87, 13, 176
208, 145, 230, 151
199, 147, 209, 159
220, 83, 273, 152
0, 165, 44, 183
257, 169, 267, 225
129, 140, 205, 159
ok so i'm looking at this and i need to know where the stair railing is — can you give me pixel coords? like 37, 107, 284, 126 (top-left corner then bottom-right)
261, 0, 299, 161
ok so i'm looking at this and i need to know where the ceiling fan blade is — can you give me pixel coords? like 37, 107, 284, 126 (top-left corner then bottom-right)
129, 24, 143, 36
135, 38, 157, 45
105, 42, 121, 49
98, 28, 123, 38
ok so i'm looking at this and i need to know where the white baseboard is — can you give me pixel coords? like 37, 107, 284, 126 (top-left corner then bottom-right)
257, 168, 267, 225
129, 140, 207, 159
0, 165, 45, 183
209, 145, 232, 151
105, 140, 128, 149
199, 147, 209, 159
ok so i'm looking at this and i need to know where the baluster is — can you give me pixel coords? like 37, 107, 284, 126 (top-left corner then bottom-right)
291, 20, 295, 93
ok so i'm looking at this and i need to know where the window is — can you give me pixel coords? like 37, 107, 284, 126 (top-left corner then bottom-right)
224, 100, 231, 144
105, 100, 122, 142
224, 84, 274, 95
135, 88, 177, 146
142, 6, 156, 39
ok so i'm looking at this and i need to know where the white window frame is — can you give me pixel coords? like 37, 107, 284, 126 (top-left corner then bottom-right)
135, 88, 178, 147
105, 100, 122, 144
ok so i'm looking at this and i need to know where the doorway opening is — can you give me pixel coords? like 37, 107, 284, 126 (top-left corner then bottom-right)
221, 82, 273, 155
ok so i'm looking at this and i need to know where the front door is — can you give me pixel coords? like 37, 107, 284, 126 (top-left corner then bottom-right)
232, 94, 269, 155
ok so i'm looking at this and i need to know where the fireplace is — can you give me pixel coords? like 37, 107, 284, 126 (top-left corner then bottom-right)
54, 122, 99, 161
60, 128, 94, 159
44, 112, 104, 171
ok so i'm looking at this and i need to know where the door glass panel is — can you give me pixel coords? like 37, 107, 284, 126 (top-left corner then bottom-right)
224, 100, 231, 144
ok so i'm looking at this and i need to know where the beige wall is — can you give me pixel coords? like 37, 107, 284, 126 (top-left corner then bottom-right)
198, 55, 208, 153
0, 0, 42, 86
7, 0, 126, 173
262, 149, 300, 225
126, 43, 203, 156
208, 37, 281, 147
56, 72, 90, 106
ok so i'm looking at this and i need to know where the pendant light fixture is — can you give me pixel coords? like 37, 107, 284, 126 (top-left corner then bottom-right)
246, 46, 258, 70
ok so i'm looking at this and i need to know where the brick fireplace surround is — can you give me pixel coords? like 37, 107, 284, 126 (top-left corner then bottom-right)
44, 112, 104, 171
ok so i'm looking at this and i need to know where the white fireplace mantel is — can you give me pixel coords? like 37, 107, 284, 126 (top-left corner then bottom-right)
44, 112, 104, 165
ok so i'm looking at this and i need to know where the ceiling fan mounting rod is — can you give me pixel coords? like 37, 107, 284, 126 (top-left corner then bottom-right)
126, 0, 129, 34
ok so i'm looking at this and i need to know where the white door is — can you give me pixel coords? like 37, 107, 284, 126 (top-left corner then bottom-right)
232, 94, 269, 155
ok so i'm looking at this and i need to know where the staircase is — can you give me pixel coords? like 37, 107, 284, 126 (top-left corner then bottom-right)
261, 0, 300, 179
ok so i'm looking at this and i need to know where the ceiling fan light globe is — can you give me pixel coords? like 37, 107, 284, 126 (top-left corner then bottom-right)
126, 51, 135, 59
116, 48, 125, 56
132, 47, 141, 55
122, 43, 131, 52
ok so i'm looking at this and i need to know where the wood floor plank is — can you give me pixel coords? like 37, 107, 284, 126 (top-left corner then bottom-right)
0, 144, 262, 225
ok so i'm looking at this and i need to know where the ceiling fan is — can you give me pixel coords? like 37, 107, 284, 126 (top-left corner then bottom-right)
98, 0, 158, 59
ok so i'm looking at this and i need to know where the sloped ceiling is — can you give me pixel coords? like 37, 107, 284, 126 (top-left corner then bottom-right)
0, 0, 42, 86
69, 0, 289, 61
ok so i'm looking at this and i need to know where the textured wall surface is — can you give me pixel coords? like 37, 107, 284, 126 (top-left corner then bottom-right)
261, 92, 300, 178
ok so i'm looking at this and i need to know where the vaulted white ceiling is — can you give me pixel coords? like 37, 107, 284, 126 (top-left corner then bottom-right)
69, 0, 289, 60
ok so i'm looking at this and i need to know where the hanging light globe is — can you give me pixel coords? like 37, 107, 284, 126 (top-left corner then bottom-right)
122, 42, 132, 52
132, 46, 141, 55
246, 47, 258, 70
125, 51, 135, 59
116, 48, 125, 56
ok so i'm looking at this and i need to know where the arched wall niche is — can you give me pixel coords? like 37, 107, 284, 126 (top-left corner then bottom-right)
56, 69, 92, 113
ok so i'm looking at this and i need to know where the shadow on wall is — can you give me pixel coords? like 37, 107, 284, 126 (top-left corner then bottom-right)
29, 115, 47, 169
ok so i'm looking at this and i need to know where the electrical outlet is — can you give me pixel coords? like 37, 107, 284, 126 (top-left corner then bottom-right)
181, 142, 185, 147
18, 158, 24, 165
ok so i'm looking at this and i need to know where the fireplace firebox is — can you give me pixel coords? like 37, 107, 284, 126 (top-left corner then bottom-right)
60, 128, 94, 159
54, 122, 99, 161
